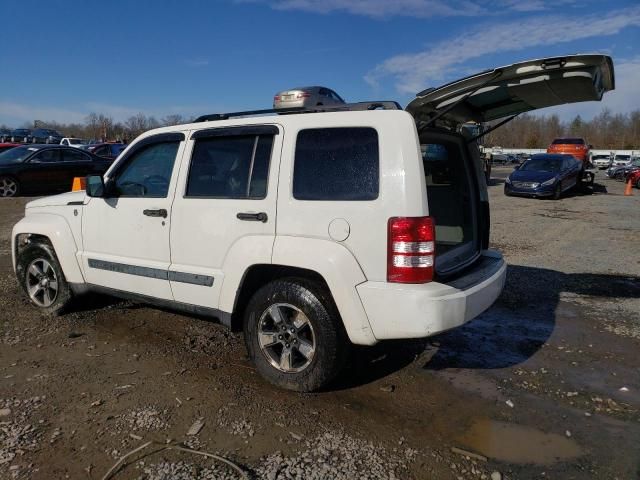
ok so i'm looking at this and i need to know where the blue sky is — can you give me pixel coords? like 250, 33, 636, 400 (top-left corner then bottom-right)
1, 0, 638, 127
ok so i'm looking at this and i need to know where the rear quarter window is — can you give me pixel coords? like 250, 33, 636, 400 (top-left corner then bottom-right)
293, 127, 379, 201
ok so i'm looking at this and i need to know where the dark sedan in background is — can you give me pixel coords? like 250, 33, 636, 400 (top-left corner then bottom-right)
31, 128, 64, 144
504, 154, 582, 200
86, 142, 127, 160
0, 145, 113, 197
0, 128, 12, 142
11, 128, 33, 143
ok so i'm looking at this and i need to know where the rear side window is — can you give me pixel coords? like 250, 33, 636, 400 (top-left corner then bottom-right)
186, 135, 274, 199
552, 138, 584, 145
293, 128, 379, 201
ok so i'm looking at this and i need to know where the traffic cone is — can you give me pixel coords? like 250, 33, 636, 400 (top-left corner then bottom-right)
624, 178, 633, 196
71, 177, 86, 192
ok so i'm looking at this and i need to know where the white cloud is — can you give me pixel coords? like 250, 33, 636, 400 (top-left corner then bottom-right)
237, 0, 583, 18
238, 0, 485, 18
365, 5, 640, 93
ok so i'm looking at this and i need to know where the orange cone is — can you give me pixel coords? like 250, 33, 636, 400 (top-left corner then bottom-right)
71, 177, 86, 192
624, 178, 633, 196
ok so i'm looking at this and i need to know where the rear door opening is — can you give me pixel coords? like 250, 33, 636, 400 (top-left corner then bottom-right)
420, 129, 480, 276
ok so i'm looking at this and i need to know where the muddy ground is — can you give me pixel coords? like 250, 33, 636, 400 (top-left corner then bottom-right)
1, 168, 639, 480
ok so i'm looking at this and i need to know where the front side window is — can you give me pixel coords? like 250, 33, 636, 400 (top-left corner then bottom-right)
293, 128, 379, 201
186, 135, 273, 199
113, 142, 179, 197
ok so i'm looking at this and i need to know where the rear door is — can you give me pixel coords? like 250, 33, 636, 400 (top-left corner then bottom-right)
168, 125, 281, 310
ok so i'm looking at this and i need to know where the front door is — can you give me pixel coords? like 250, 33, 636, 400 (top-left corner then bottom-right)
80, 133, 186, 300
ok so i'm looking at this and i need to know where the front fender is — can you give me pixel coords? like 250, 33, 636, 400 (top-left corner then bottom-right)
12, 213, 85, 284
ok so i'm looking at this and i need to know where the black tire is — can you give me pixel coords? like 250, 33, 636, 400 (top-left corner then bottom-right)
0, 175, 20, 197
32, 137, 37, 144
553, 184, 561, 200
503, 185, 510, 196
16, 243, 72, 315
243, 277, 348, 392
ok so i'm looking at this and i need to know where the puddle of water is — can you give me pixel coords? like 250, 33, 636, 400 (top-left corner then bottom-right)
457, 418, 583, 465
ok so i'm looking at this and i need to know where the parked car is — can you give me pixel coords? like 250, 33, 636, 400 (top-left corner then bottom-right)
11, 53, 613, 391
0, 128, 12, 142
607, 158, 640, 180
11, 129, 33, 143
0, 143, 20, 154
87, 142, 126, 160
60, 137, 88, 148
31, 129, 64, 144
504, 153, 582, 199
0, 145, 112, 197
612, 154, 631, 167
274, 86, 345, 109
592, 154, 612, 169
547, 137, 591, 163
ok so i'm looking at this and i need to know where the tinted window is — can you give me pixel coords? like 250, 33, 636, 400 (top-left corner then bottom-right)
61, 149, 91, 162
552, 138, 585, 145
93, 146, 110, 157
113, 142, 179, 197
293, 128, 379, 201
186, 135, 273, 198
30, 149, 61, 163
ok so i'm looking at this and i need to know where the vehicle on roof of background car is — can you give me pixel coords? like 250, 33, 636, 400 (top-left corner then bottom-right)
0, 128, 12, 142
60, 137, 88, 148
504, 153, 582, 200
11, 128, 33, 143
31, 128, 64, 144
547, 137, 591, 163
0, 145, 113, 197
274, 86, 345, 109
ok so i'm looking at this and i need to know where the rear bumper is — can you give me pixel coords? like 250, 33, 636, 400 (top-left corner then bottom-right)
356, 250, 506, 340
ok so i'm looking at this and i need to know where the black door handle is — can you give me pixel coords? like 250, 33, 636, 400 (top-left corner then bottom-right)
237, 212, 268, 223
143, 208, 168, 218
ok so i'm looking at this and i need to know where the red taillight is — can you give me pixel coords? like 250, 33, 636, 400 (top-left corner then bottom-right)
387, 216, 435, 283
273, 95, 280, 102
296, 92, 311, 98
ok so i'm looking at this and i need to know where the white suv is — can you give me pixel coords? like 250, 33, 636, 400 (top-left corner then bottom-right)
11, 54, 614, 391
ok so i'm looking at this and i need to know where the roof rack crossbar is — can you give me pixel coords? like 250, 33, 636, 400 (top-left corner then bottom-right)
194, 101, 402, 123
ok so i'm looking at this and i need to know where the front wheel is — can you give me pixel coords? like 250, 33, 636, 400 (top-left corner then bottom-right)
243, 278, 348, 392
0, 176, 19, 197
16, 243, 72, 315
553, 184, 561, 200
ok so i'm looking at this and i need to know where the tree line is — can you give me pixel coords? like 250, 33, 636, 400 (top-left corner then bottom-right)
484, 109, 640, 150
1, 113, 192, 143
2, 107, 639, 149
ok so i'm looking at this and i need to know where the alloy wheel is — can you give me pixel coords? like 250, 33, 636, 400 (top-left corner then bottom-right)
257, 303, 316, 373
0, 178, 18, 197
25, 258, 58, 307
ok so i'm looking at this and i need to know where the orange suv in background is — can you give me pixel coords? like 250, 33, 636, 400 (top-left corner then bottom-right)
547, 137, 591, 163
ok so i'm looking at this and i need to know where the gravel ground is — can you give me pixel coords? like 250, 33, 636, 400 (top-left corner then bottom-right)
0, 170, 638, 479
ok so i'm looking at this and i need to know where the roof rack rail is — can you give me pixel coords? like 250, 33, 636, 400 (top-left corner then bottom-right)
194, 101, 402, 122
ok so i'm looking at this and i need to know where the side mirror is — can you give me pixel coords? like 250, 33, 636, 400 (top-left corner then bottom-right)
86, 175, 106, 197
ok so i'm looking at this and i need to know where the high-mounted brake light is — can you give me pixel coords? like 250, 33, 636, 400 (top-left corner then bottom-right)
387, 217, 435, 283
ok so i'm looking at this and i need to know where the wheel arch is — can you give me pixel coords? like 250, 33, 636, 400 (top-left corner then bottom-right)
12, 213, 85, 284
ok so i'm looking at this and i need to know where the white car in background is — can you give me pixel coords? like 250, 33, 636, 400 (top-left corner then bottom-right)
60, 138, 88, 148
592, 154, 612, 169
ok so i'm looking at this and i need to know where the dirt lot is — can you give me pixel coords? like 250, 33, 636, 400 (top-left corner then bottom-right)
1, 168, 639, 480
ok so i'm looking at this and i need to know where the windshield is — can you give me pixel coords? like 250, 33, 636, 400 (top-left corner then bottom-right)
552, 138, 584, 145
615, 155, 630, 160
520, 157, 562, 172
592, 155, 609, 159
0, 146, 38, 163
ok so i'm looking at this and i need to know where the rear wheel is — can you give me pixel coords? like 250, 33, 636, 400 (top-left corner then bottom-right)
16, 243, 72, 315
0, 176, 19, 197
243, 278, 347, 392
